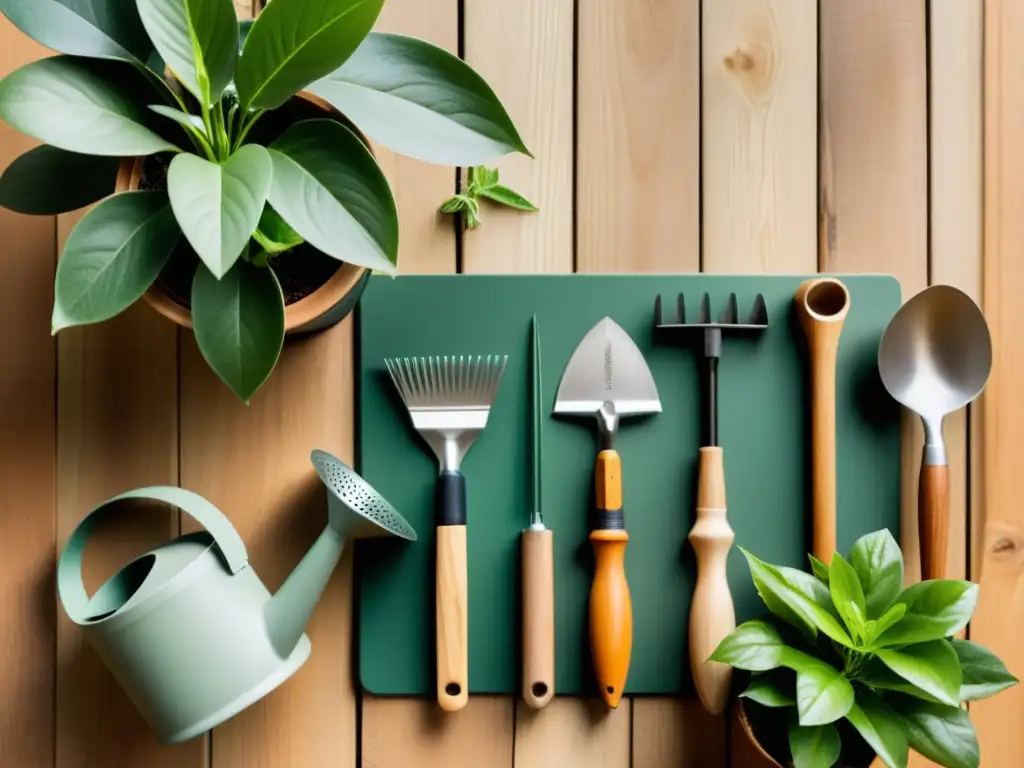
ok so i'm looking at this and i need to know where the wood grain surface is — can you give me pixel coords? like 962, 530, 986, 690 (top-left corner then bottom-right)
702, 0, 817, 274
0, 19, 56, 768
973, 1, 1024, 765
0, 0, 1011, 765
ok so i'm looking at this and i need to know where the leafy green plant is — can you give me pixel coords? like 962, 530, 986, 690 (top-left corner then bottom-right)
710, 531, 1017, 768
439, 165, 537, 230
0, 0, 529, 402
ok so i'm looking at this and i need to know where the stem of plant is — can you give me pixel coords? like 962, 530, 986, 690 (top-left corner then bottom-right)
233, 109, 264, 151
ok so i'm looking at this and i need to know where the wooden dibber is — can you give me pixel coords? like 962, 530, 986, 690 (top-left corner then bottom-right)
688, 446, 735, 715
793, 277, 851, 565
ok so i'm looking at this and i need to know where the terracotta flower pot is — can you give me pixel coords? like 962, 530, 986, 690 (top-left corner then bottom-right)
737, 698, 885, 768
115, 91, 372, 336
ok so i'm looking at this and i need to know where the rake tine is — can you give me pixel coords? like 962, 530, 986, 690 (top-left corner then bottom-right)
676, 293, 686, 324
698, 293, 711, 324
748, 293, 769, 325
719, 293, 738, 325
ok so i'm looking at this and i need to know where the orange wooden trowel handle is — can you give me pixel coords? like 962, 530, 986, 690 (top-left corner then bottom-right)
590, 449, 632, 709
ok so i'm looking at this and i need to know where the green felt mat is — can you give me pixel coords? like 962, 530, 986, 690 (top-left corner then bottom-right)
355, 274, 902, 697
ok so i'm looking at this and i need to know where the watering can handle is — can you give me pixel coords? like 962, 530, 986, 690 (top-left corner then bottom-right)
57, 486, 249, 624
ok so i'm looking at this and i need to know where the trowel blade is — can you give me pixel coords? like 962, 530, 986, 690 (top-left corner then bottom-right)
553, 317, 661, 418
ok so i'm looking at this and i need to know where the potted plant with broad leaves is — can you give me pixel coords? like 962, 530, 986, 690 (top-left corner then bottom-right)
0, 0, 530, 402
709, 531, 1017, 768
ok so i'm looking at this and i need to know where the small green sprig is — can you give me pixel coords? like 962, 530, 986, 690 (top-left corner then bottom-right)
440, 165, 538, 230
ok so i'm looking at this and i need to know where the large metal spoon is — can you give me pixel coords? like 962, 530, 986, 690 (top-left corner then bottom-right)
878, 284, 991, 580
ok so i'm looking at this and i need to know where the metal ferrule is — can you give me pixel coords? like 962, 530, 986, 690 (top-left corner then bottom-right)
922, 416, 948, 466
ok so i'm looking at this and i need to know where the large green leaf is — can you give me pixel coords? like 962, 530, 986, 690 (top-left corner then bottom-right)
235, 0, 384, 111
268, 118, 398, 273
309, 32, 529, 165
951, 639, 1019, 701
167, 144, 272, 278
874, 580, 978, 647
0, 0, 152, 64
876, 640, 962, 706
844, 693, 910, 768
788, 716, 841, 768
191, 258, 285, 403
0, 56, 178, 156
850, 529, 904, 618
742, 549, 855, 648
0, 144, 119, 215
137, 0, 238, 105
52, 191, 179, 331
794, 662, 855, 726
895, 697, 980, 768
708, 619, 788, 672
829, 554, 868, 641
859, 659, 945, 704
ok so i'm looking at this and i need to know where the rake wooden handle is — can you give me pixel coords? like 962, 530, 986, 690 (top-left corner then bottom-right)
590, 449, 632, 709
919, 463, 950, 580
436, 471, 468, 712
688, 447, 735, 716
521, 528, 555, 708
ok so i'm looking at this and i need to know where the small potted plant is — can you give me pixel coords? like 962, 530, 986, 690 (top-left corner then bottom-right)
709, 530, 1017, 768
0, 0, 530, 402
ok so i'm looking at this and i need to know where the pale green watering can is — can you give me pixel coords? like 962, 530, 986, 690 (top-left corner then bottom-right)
57, 451, 416, 746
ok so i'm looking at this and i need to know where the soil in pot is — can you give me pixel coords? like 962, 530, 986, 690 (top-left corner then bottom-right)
743, 698, 877, 768
138, 95, 354, 309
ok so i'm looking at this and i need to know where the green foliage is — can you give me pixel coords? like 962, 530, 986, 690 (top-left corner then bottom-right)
710, 530, 1017, 768
440, 165, 538, 230
0, 0, 530, 401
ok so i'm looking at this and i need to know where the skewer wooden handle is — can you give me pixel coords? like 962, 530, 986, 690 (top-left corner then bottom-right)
521, 528, 555, 708
590, 449, 632, 709
688, 447, 735, 716
919, 463, 950, 580
436, 470, 469, 712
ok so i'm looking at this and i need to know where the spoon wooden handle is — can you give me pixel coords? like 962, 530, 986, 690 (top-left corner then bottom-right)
919, 463, 950, 580
688, 447, 735, 715
521, 528, 555, 708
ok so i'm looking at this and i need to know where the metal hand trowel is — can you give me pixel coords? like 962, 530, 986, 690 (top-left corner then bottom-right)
553, 316, 661, 708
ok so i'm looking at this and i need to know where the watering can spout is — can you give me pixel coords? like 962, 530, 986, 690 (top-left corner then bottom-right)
264, 526, 346, 658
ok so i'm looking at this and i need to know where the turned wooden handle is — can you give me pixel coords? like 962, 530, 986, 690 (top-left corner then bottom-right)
590, 449, 632, 709
688, 447, 736, 716
919, 463, 950, 581
436, 524, 469, 712
521, 528, 555, 708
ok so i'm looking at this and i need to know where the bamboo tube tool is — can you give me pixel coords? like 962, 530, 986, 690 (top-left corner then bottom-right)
654, 292, 768, 715
793, 277, 850, 565
521, 314, 555, 708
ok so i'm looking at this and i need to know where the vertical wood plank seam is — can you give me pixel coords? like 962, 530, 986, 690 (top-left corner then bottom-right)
455, 0, 466, 274
50, 213, 58, 768
571, 0, 579, 275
